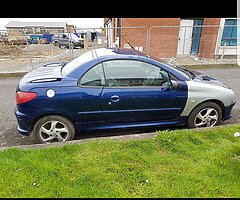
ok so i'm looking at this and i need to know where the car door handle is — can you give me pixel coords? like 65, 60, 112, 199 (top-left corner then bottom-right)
110, 95, 120, 102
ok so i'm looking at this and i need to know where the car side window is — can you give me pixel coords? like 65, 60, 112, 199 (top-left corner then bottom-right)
102, 60, 171, 87
79, 63, 105, 87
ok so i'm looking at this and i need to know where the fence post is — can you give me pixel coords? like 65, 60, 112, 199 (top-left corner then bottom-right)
24, 34, 34, 70
69, 32, 74, 59
67, 31, 72, 59
146, 28, 150, 55
182, 26, 187, 57
237, 19, 240, 66
221, 41, 227, 60
84, 35, 88, 51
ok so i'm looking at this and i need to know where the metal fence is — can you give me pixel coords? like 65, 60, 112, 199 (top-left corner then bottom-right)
0, 25, 238, 74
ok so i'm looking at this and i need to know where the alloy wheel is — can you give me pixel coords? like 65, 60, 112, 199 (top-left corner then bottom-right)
39, 120, 69, 143
194, 107, 218, 128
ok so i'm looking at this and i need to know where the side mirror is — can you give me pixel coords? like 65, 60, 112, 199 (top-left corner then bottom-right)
170, 80, 180, 89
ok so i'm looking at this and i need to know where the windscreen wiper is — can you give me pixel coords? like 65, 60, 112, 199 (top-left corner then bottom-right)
182, 67, 196, 79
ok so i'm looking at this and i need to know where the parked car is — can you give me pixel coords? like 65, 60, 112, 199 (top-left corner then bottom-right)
52, 33, 84, 49
15, 48, 236, 143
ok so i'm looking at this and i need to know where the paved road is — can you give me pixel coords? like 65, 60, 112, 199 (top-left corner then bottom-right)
0, 67, 239, 147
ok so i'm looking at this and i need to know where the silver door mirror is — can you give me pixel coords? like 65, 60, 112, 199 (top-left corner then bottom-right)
171, 80, 180, 89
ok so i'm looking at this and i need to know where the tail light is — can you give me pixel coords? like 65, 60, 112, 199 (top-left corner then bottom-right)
16, 91, 38, 104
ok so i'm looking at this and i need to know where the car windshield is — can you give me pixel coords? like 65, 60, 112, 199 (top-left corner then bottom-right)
174, 65, 196, 79
69, 33, 80, 40
147, 55, 195, 79
61, 50, 94, 76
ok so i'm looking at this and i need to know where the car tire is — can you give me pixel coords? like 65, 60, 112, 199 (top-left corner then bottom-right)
68, 42, 75, 49
32, 115, 75, 144
54, 41, 61, 48
187, 102, 222, 128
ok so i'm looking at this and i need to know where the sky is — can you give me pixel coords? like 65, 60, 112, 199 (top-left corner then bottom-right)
0, 18, 104, 30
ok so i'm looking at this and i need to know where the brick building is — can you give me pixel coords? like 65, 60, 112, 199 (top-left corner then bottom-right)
104, 18, 237, 59
5, 21, 68, 34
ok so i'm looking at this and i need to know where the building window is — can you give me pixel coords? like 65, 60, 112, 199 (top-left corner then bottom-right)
221, 19, 237, 46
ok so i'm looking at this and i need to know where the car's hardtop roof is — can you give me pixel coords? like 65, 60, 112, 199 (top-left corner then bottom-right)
92, 47, 147, 59
61, 47, 190, 81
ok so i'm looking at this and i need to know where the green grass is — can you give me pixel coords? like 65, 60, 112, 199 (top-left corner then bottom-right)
183, 64, 239, 70
0, 72, 26, 78
0, 125, 240, 198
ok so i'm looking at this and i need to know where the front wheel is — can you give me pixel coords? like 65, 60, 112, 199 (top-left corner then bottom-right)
187, 102, 222, 128
32, 115, 75, 144
68, 42, 75, 49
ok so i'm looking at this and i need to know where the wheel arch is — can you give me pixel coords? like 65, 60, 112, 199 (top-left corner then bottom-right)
188, 99, 225, 120
53, 40, 60, 46
29, 113, 76, 134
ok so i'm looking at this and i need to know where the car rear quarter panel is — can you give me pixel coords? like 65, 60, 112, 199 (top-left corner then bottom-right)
21, 86, 105, 123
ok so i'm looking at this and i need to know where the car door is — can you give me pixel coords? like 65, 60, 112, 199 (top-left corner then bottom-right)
100, 59, 188, 123
62, 33, 69, 46
56, 33, 64, 46
76, 63, 105, 123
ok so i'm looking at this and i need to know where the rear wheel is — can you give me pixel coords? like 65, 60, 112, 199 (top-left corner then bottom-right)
187, 102, 222, 128
32, 115, 75, 144
53, 41, 61, 48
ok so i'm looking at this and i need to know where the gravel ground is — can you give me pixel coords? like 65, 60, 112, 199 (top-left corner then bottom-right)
0, 44, 84, 73
0, 67, 239, 148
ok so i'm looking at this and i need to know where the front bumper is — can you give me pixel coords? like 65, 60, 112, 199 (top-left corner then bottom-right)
222, 100, 236, 121
15, 109, 34, 136
74, 41, 84, 47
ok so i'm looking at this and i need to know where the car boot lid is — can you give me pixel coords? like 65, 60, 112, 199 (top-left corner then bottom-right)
19, 62, 67, 86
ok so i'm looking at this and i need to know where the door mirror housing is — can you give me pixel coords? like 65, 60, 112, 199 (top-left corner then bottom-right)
170, 80, 180, 89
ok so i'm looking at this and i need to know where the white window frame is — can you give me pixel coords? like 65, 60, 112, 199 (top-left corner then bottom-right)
215, 18, 238, 57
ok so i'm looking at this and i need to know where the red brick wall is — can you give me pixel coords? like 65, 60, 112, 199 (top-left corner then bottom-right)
120, 18, 180, 58
112, 18, 221, 59
198, 18, 221, 59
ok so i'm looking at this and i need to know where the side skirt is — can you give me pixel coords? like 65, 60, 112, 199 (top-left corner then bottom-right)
75, 117, 187, 132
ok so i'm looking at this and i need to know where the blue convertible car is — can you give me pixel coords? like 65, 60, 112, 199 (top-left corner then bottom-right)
15, 48, 236, 143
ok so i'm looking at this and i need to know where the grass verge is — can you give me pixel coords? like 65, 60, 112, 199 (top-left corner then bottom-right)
183, 64, 239, 70
0, 125, 239, 198
0, 72, 27, 78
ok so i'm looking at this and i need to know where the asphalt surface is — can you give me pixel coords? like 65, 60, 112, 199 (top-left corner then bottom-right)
0, 67, 239, 147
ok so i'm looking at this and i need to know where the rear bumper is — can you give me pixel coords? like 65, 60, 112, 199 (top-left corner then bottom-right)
15, 109, 34, 136
223, 100, 236, 121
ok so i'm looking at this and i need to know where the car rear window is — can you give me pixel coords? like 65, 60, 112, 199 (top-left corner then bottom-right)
61, 50, 94, 76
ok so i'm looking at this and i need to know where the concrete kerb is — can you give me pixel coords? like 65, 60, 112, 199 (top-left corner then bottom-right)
0, 132, 157, 152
